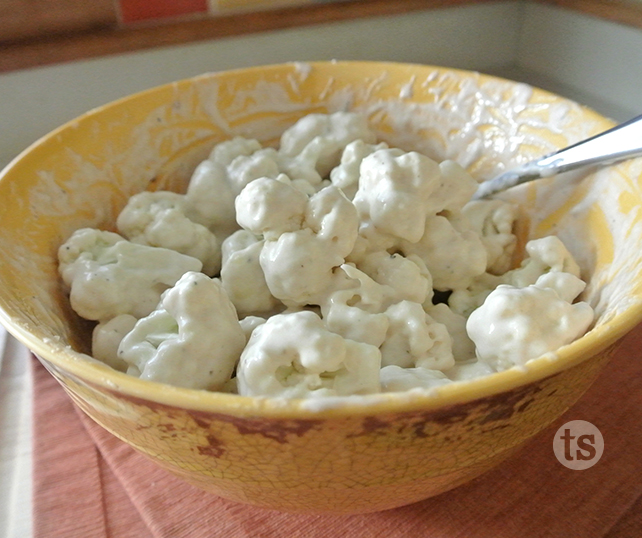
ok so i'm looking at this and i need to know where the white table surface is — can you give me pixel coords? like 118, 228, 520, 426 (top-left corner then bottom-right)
0, 327, 33, 538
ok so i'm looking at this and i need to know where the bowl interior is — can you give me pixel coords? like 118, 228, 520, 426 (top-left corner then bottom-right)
1, 61, 642, 416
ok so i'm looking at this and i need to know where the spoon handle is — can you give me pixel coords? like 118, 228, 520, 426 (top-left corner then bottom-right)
473, 113, 642, 199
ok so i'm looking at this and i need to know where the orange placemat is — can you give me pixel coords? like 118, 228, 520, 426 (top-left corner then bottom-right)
33, 326, 642, 538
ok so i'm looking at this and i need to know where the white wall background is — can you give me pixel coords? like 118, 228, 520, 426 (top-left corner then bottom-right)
0, 0, 641, 167
512, 2, 642, 122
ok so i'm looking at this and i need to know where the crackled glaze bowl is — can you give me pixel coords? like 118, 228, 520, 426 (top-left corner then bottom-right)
1, 62, 642, 514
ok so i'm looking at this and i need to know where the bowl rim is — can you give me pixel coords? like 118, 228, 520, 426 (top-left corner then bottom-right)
1, 60, 641, 419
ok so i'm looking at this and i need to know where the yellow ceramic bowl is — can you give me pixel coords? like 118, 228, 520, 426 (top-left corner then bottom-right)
1, 62, 642, 514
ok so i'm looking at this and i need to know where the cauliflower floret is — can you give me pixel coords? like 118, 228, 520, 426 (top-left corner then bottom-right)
506, 235, 581, 287
352, 152, 478, 245
444, 359, 496, 381
118, 272, 245, 390
185, 159, 237, 238
353, 149, 440, 243
209, 136, 262, 166
534, 271, 587, 302
380, 365, 451, 392
329, 140, 389, 199
426, 302, 476, 362
400, 213, 487, 291
227, 148, 282, 193
352, 154, 483, 291
305, 183, 359, 254
449, 235, 583, 316
185, 137, 280, 239
237, 310, 381, 398
116, 191, 221, 276
239, 316, 267, 342
278, 112, 377, 184
92, 314, 137, 371
220, 230, 281, 316
380, 301, 455, 371
259, 186, 359, 306
235, 176, 307, 240
448, 272, 500, 317
346, 220, 398, 265
466, 281, 594, 371
260, 229, 337, 306
358, 251, 432, 305
462, 198, 518, 275
320, 259, 436, 352
320, 264, 390, 347
432, 160, 479, 213
58, 228, 202, 321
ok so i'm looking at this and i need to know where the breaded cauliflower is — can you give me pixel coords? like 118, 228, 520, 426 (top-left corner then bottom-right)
236, 310, 381, 398
118, 271, 245, 390
58, 228, 202, 321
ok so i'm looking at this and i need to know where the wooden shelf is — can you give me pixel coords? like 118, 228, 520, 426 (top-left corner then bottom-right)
1, 0, 641, 74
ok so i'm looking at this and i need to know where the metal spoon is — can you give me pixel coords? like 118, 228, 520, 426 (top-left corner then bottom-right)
472, 113, 642, 200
